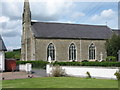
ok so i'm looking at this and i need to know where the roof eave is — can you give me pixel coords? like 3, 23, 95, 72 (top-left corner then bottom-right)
34, 36, 108, 40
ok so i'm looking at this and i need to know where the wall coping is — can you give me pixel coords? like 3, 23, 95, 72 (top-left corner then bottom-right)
58, 66, 120, 69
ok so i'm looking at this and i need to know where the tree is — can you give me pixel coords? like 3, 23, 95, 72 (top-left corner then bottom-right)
105, 33, 120, 60
5, 49, 21, 60
5, 51, 15, 59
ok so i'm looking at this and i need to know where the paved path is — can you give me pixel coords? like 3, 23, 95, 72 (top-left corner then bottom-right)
0, 72, 39, 80
0, 69, 46, 80
32, 69, 46, 77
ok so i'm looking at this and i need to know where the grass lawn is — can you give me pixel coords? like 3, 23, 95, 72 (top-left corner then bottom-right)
2, 77, 118, 88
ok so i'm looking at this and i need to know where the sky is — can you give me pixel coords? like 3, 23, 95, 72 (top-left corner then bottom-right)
0, 0, 119, 50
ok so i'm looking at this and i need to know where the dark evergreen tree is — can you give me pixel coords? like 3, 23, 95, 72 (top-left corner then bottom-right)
105, 33, 120, 60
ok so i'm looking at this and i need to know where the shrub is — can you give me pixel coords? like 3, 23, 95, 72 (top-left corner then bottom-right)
106, 56, 117, 62
86, 71, 91, 78
51, 65, 66, 77
53, 62, 82, 66
16, 61, 48, 69
53, 61, 120, 67
114, 71, 120, 80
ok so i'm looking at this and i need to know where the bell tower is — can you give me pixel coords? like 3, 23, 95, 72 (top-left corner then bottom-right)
21, 0, 31, 61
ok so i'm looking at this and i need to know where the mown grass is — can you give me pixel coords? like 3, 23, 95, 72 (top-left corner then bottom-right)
2, 77, 118, 88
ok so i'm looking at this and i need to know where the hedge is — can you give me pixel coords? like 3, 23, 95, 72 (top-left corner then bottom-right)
106, 56, 117, 62
16, 61, 120, 68
53, 61, 120, 67
16, 61, 48, 69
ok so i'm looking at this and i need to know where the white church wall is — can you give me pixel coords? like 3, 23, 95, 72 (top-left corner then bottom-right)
0, 51, 5, 71
46, 64, 119, 79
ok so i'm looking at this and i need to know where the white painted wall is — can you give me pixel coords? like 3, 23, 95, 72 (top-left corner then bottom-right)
0, 51, 5, 71
19, 63, 32, 72
46, 64, 119, 79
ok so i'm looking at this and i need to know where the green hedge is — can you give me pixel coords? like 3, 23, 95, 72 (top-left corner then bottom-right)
53, 61, 120, 67
106, 56, 117, 62
16, 61, 48, 69
16, 61, 120, 68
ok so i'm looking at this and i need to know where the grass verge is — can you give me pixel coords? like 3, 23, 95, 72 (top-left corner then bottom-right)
2, 77, 118, 88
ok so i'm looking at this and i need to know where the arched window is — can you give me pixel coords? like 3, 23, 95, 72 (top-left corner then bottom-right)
69, 43, 76, 61
47, 43, 55, 60
89, 43, 96, 60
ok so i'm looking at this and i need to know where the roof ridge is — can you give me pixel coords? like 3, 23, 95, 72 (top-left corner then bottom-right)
31, 21, 107, 27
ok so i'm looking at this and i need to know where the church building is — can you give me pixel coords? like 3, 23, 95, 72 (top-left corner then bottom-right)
21, 0, 119, 62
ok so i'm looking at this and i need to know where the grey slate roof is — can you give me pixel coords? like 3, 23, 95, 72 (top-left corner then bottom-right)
31, 22, 113, 40
0, 35, 7, 51
112, 29, 120, 35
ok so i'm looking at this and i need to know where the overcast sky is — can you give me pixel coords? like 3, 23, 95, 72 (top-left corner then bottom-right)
0, 0, 119, 50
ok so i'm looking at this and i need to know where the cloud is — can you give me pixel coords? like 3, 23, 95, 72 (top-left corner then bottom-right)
70, 12, 85, 20
2, 1, 23, 20
47, 20, 75, 24
1, 29, 20, 37
0, 16, 22, 37
0, 16, 10, 22
81, 9, 118, 29
101, 9, 115, 18
91, 9, 116, 21
30, 1, 75, 21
